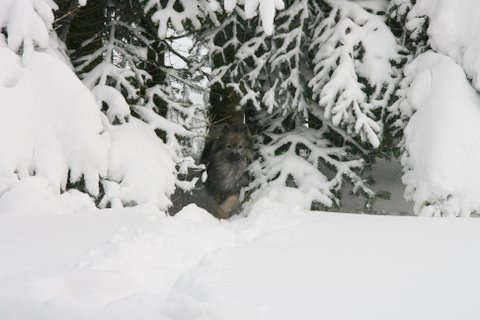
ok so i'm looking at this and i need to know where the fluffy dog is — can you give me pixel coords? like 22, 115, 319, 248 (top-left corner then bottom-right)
201, 123, 255, 219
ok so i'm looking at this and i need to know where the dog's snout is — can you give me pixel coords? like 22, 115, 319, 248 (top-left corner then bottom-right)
227, 149, 242, 162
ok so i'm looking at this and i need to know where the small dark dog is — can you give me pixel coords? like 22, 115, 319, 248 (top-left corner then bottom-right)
201, 123, 255, 219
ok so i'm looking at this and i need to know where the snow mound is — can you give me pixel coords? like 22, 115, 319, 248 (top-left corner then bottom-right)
100, 118, 177, 210
399, 51, 480, 216
0, 48, 108, 197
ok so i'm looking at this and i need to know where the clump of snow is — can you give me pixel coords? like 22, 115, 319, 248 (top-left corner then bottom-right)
243, 0, 285, 35
91, 86, 130, 125
0, 47, 108, 197
223, 0, 289, 35
100, 118, 177, 211
143, 0, 204, 39
0, 0, 57, 64
407, 0, 480, 90
396, 51, 480, 216
144, 0, 284, 39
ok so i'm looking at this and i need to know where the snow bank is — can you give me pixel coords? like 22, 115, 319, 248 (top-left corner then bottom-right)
1, 199, 480, 319
0, 47, 108, 197
398, 51, 480, 216
409, 0, 480, 90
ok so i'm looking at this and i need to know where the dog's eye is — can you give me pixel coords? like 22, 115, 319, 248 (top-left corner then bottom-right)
226, 144, 232, 149
238, 145, 244, 150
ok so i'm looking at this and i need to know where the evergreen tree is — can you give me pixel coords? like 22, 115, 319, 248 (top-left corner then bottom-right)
197, 0, 402, 210
58, 0, 211, 207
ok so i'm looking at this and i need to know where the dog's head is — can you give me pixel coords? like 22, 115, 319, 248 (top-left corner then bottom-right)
217, 124, 254, 163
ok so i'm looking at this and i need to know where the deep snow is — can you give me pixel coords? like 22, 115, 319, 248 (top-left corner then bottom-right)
0, 198, 479, 320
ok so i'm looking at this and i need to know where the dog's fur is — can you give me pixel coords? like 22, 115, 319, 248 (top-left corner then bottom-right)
201, 123, 255, 219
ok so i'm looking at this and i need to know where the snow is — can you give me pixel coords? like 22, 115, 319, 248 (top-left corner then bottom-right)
397, 51, 480, 216
91, 85, 130, 125
408, 0, 480, 90
144, 0, 203, 39
0, 47, 108, 197
0, 177, 95, 216
223, 0, 284, 34
100, 118, 177, 210
0, 198, 480, 319
341, 159, 412, 215
1, 0, 480, 317
309, 0, 400, 148
0, 41, 181, 211
247, 127, 373, 210
0, 0, 57, 64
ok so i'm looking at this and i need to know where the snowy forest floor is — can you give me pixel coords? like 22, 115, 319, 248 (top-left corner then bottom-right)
2, 160, 480, 319
171, 159, 413, 216
1, 199, 480, 319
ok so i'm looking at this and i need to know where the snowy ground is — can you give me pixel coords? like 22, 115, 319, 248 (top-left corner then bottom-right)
1, 192, 480, 320
341, 159, 412, 215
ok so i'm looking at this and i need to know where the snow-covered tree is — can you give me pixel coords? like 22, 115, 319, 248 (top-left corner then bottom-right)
62, 1, 205, 208
198, 0, 402, 210
0, 0, 108, 203
387, 0, 480, 216
57, 0, 281, 209
0, 0, 208, 211
310, 1, 402, 149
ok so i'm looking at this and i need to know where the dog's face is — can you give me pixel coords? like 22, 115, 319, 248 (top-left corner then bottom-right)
217, 124, 253, 164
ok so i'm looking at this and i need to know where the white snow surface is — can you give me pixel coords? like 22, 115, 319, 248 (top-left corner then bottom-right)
399, 51, 480, 216
1, 196, 480, 320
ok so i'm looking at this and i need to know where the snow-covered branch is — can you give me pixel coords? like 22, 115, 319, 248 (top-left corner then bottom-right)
0, 0, 57, 63
309, 0, 401, 148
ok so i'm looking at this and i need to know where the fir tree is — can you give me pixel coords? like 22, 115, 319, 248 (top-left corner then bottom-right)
197, 0, 402, 210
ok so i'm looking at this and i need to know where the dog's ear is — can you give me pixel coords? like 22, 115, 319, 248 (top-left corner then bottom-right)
239, 123, 252, 136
